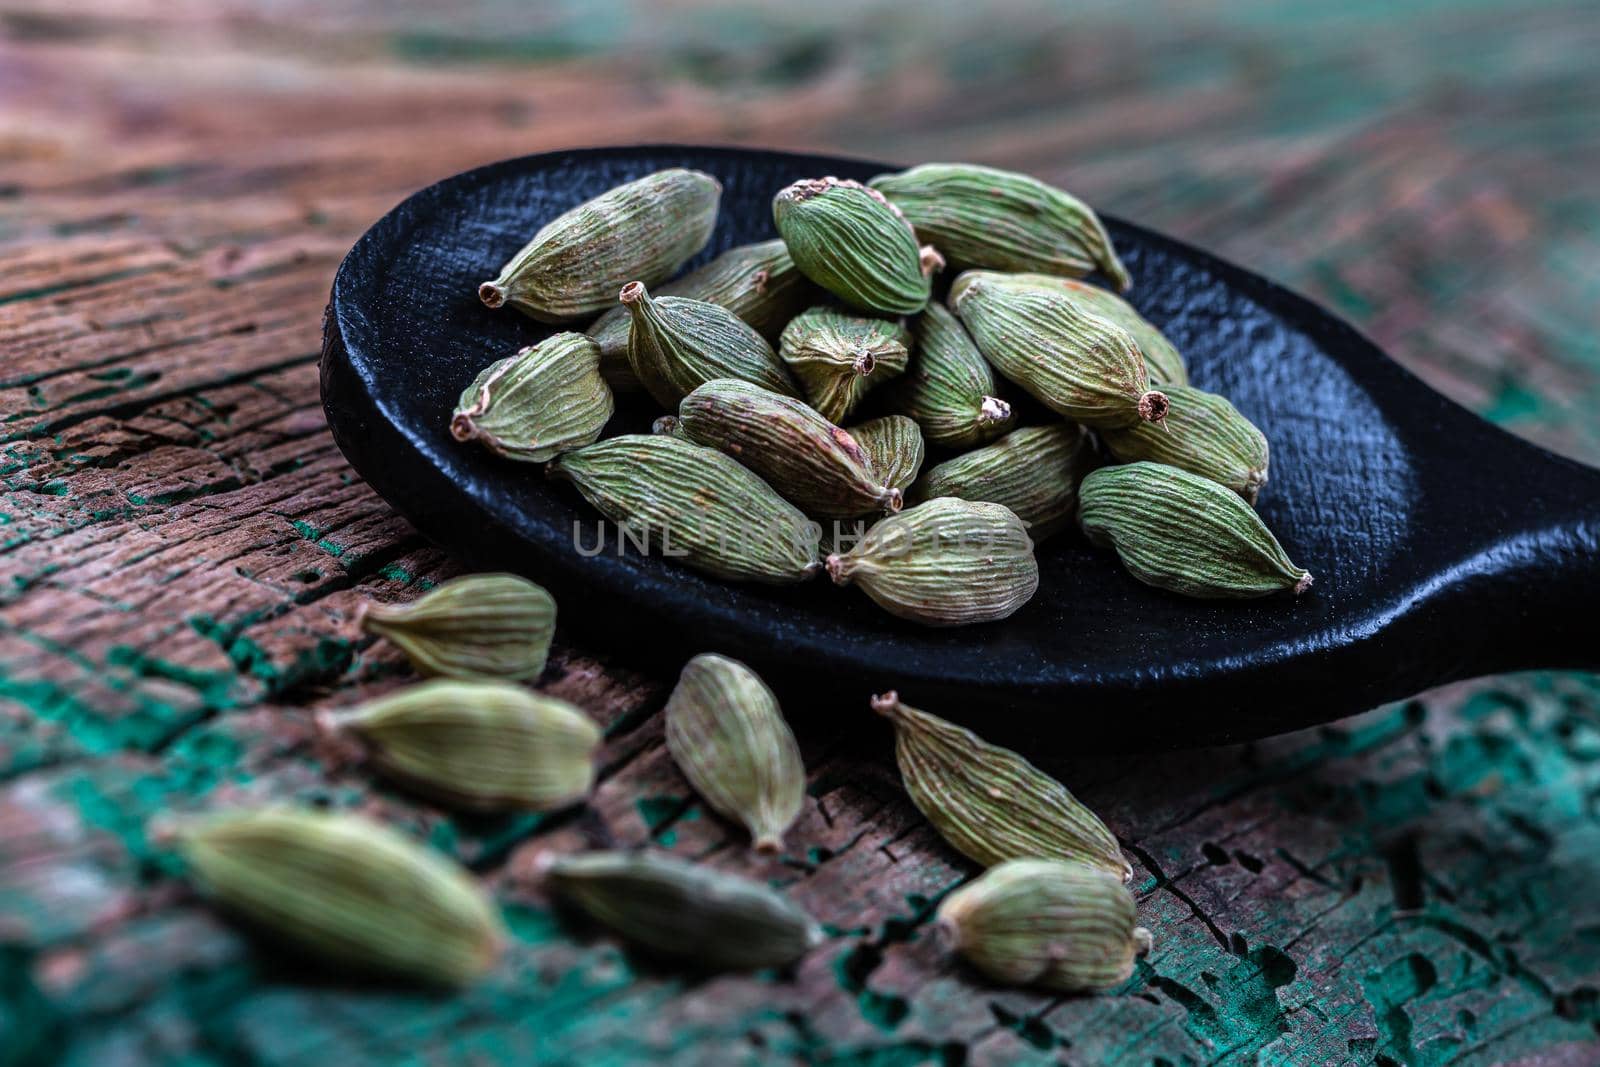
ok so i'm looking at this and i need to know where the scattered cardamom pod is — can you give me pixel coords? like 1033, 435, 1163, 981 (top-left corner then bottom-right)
174, 808, 504, 986
870, 163, 1131, 291
870, 692, 1129, 879
548, 435, 822, 584
541, 850, 822, 971
321, 680, 599, 811
777, 306, 912, 422
1078, 462, 1312, 597
957, 270, 1186, 386
1099, 384, 1269, 503
909, 424, 1094, 542
678, 378, 902, 519
951, 273, 1167, 429
664, 654, 804, 853
449, 333, 613, 463
587, 239, 815, 389
358, 573, 556, 681
889, 302, 1013, 448
772, 177, 938, 315
826, 497, 1038, 626
620, 282, 798, 408
937, 859, 1153, 993
848, 415, 925, 493
478, 168, 721, 322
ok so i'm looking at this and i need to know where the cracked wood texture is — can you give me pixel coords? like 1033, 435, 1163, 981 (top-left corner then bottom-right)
2, 2, 1599, 1064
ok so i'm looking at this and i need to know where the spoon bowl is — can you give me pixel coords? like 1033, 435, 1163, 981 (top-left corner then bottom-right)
321, 145, 1600, 750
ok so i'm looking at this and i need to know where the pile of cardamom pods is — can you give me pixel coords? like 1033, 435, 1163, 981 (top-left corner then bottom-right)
461, 162, 1312, 621
160, 573, 1151, 994
160, 161, 1326, 997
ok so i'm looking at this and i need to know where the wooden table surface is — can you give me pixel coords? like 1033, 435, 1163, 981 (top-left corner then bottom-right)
3, 3, 1599, 1064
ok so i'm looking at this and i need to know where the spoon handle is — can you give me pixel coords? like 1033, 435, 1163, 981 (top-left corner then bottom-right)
1433, 433, 1600, 675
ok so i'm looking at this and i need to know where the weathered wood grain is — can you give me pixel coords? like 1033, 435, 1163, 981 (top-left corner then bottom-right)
3, 3, 1599, 1064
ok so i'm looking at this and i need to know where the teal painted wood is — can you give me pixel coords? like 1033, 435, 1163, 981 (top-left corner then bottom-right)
2, 2, 1598, 1064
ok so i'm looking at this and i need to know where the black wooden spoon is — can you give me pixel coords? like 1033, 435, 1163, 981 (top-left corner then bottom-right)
320, 145, 1600, 751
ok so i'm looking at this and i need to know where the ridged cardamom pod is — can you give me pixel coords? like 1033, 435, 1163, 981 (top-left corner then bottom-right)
909, 424, 1094, 542
772, 177, 939, 315
848, 415, 926, 493
777, 306, 912, 423
679, 378, 902, 519
449, 334, 614, 463
1099, 385, 1269, 503
956, 270, 1186, 386
548, 435, 822, 584
541, 851, 822, 970
826, 497, 1038, 626
478, 168, 720, 322
889, 302, 1013, 448
175, 809, 504, 986
664, 654, 805, 853
322, 680, 600, 811
870, 163, 1131, 291
587, 239, 816, 389
951, 273, 1167, 430
1078, 462, 1312, 598
620, 282, 798, 408
358, 573, 556, 681
870, 692, 1129, 879
937, 859, 1153, 993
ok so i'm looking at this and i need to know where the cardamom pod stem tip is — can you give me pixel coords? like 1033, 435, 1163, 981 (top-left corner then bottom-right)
449, 412, 479, 442
1134, 926, 1155, 955
619, 280, 645, 304
883, 487, 904, 512
1137, 390, 1169, 423
1295, 572, 1314, 595
478, 281, 507, 309
825, 554, 850, 585
920, 245, 945, 276
1109, 259, 1133, 293
979, 396, 1011, 424
869, 690, 901, 718
753, 833, 783, 856
853, 351, 877, 376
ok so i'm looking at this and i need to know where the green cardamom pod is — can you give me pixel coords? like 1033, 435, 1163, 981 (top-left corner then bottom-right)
826, 497, 1038, 626
848, 415, 926, 493
621, 282, 798, 408
174, 809, 504, 986
1078, 462, 1312, 598
322, 680, 599, 811
358, 573, 556, 681
951, 273, 1167, 430
664, 654, 804, 853
937, 859, 1153, 993
678, 378, 902, 519
889, 302, 1013, 448
772, 177, 940, 315
777, 306, 912, 423
870, 692, 1128, 879
869, 163, 1131, 291
541, 850, 822, 970
587, 239, 816, 389
478, 168, 720, 322
548, 435, 822, 584
450, 334, 614, 463
1099, 385, 1269, 503
956, 270, 1186, 386
909, 424, 1094, 542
